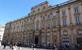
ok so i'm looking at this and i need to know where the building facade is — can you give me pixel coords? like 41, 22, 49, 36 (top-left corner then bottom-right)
2, 0, 82, 48
0, 25, 5, 46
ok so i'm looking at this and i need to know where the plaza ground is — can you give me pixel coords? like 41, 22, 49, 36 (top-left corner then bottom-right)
0, 46, 52, 50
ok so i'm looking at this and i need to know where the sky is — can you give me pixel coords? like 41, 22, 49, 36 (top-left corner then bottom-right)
0, 0, 68, 25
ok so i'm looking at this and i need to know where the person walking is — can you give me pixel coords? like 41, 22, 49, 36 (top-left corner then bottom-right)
13, 44, 17, 50
3, 44, 6, 49
54, 45, 58, 50
3, 43, 6, 49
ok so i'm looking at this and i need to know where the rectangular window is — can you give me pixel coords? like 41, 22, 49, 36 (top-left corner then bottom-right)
47, 22, 52, 29
63, 19, 67, 26
74, 7, 79, 13
62, 10, 66, 16
43, 6, 46, 9
75, 16, 80, 24
48, 23, 50, 29
53, 20, 56, 28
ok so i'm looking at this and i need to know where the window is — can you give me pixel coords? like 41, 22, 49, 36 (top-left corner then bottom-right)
52, 12, 56, 16
43, 6, 46, 9
36, 23, 39, 30
75, 16, 80, 24
53, 19, 56, 28
47, 23, 50, 29
47, 23, 51, 29
50, 12, 53, 15
63, 18, 67, 26
74, 7, 79, 13
47, 33, 50, 36
28, 18, 30, 22
62, 10, 66, 16
62, 10, 67, 26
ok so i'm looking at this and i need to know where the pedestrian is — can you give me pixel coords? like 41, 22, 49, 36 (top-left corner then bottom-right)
13, 44, 17, 50
3, 44, 6, 49
10, 44, 11, 48
10, 43, 14, 50
3, 43, 6, 49
17, 43, 21, 50
54, 45, 58, 50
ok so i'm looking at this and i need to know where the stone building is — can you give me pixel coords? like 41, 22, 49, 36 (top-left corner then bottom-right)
2, 0, 82, 48
0, 25, 5, 46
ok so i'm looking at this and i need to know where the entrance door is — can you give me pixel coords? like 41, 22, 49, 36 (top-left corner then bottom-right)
35, 36, 38, 44
77, 38, 82, 45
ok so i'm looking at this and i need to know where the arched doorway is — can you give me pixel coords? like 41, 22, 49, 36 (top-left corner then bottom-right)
77, 38, 82, 49
77, 29, 82, 48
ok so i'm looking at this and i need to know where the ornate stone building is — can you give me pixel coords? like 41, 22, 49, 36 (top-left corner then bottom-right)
2, 0, 82, 48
